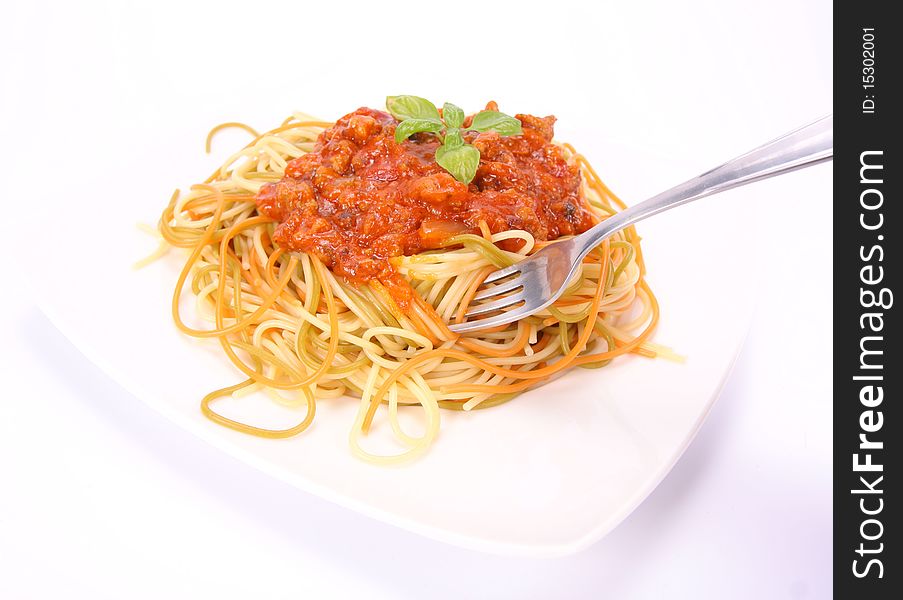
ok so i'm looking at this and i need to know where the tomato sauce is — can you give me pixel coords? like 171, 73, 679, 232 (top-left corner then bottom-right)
256, 104, 594, 308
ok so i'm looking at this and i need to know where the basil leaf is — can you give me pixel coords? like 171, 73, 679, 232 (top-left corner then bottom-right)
394, 118, 443, 143
386, 95, 441, 121
435, 143, 480, 184
443, 102, 465, 129
467, 110, 523, 136
443, 127, 464, 149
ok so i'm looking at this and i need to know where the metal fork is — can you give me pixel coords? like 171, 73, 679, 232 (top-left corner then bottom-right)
448, 114, 833, 333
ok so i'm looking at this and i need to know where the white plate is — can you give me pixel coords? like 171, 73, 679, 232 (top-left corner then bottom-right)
36, 140, 755, 557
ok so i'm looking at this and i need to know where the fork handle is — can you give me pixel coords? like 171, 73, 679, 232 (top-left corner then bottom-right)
575, 114, 833, 255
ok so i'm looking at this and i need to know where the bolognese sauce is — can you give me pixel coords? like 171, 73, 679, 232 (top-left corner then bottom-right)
256, 104, 594, 307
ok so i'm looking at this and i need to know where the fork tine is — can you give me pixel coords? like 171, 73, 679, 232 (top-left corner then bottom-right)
450, 303, 535, 333
464, 291, 526, 318
472, 278, 524, 301
482, 264, 520, 285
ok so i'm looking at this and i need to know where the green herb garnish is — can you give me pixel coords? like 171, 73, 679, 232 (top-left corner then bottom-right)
386, 95, 523, 184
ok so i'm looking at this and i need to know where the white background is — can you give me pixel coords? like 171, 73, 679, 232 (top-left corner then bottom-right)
1, 1, 832, 598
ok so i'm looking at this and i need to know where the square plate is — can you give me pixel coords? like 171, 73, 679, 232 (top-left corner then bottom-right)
36, 140, 754, 557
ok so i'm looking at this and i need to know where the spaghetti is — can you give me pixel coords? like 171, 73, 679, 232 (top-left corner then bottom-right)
157, 105, 665, 463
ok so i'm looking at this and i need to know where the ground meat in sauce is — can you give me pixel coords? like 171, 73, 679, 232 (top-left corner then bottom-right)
255, 104, 595, 308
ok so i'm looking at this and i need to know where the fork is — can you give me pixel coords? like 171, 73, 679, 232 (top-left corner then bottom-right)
448, 114, 833, 333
